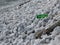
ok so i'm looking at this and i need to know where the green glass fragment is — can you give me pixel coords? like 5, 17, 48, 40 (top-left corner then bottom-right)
36, 14, 48, 19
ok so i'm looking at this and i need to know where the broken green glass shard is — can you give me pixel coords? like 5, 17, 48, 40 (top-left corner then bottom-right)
36, 14, 48, 19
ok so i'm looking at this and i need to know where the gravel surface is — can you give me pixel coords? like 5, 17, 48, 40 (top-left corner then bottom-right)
0, 0, 60, 45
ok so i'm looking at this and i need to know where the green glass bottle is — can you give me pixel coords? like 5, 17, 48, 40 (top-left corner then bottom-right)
36, 14, 48, 19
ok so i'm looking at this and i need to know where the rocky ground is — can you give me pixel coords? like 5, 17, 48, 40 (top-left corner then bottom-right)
0, 0, 60, 45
